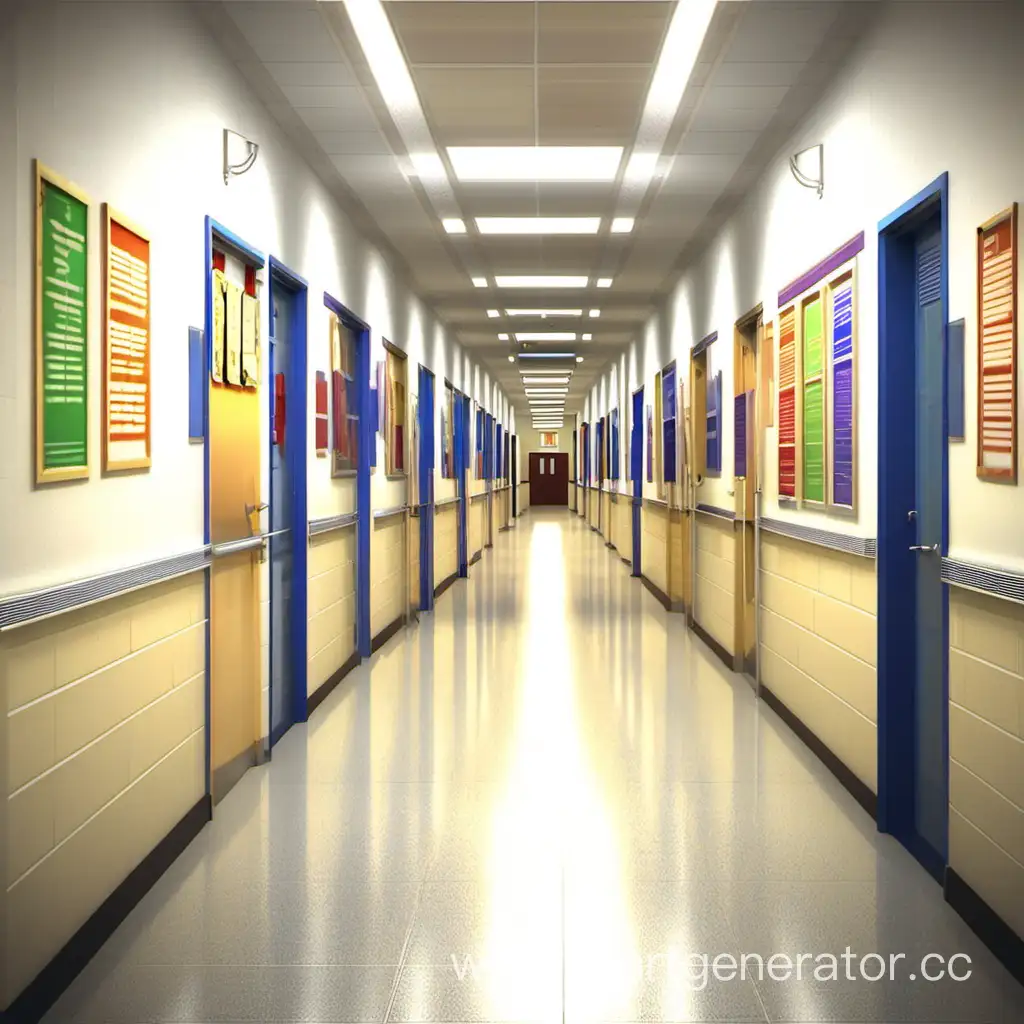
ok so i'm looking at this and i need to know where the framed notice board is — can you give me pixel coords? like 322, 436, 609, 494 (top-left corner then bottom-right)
977, 204, 1017, 482
35, 163, 90, 483
103, 206, 151, 472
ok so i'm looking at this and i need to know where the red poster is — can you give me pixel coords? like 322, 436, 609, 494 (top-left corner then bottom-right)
103, 209, 151, 471
777, 306, 797, 497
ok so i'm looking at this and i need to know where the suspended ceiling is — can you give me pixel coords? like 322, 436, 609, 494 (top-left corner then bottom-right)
203, 0, 879, 420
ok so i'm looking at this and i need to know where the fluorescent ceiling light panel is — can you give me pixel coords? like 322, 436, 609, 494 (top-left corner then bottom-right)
444, 218, 466, 234
486, 309, 500, 318
596, 278, 613, 289
520, 369, 572, 376
495, 276, 588, 289
498, 333, 509, 341
518, 352, 575, 359
588, 309, 601, 318
582, 333, 593, 341
610, 217, 635, 233
506, 309, 582, 317
472, 277, 487, 288
447, 146, 623, 182
522, 377, 570, 385
475, 217, 600, 235
525, 387, 568, 395
515, 332, 576, 342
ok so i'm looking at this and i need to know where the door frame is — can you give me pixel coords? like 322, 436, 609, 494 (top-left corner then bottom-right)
324, 291, 372, 660
631, 386, 643, 576
454, 386, 469, 577
877, 172, 950, 878
418, 365, 435, 610
267, 257, 309, 744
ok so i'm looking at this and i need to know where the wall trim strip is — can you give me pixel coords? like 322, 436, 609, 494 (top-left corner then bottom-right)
4, 796, 212, 1024
372, 504, 407, 524
696, 503, 736, 521
778, 230, 866, 306
308, 512, 357, 537
0, 548, 210, 631
760, 516, 877, 558
941, 557, 1024, 605
692, 330, 718, 355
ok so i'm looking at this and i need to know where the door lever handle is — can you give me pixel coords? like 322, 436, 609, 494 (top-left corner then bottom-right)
909, 544, 938, 553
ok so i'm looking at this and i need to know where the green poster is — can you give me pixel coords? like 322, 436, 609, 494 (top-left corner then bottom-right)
803, 298, 823, 377
39, 173, 89, 478
803, 379, 824, 502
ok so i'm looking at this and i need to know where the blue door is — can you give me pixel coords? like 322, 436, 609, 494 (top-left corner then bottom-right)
457, 394, 470, 575
631, 387, 643, 576
418, 366, 435, 610
268, 266, 308, 746
877, 178, 948, 880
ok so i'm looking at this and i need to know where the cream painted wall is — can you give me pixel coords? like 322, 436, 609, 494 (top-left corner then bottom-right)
0, 0, 512, 598
585, 1, 1024, 570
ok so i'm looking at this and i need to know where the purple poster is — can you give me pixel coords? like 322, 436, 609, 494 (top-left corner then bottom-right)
734, 392, 748, 478
832, 283, 854, 506
646, 405, 653, 483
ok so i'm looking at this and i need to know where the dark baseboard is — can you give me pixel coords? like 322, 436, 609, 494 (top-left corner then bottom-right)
213, 743, 257, 804
620, 555, 632, 566
469, 550, 482, 565
640, 574, 672, 612
5, 796, 212, 1024
307, 649, 361, 716
760, 684, 878, 820
484, 542, 493, 549
434, 571, 458, 599
690, 619, 734, 671
371, 614, 407, 654
944, 868, 1024, 987
605, 541, 615, 549
499, 525, 511, 532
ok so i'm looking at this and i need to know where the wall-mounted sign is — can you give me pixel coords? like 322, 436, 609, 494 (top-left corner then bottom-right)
35, 163, 90, 483
777, 306, 797, 498
830, 273, 855, 507
977, 204, 1017, 483
102, 206, 151, 472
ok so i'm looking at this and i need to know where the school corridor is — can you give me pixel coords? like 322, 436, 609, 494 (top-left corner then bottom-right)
38, 510, 1024, 1023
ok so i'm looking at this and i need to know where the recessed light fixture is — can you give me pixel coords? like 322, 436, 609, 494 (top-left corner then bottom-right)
472, 277, 488, 288
476, 217, 600, 235
495, 276, 588, 289
576, 356, 584, 362
588, 309, 601, 318
582, 333, 593, 341
596, 278, 613, 289
506, 309, 582, 317
507, 355, 515, 362
444, 218, 467, 234
515, 332, 576, 342
498, 333, 509, 341
610, 217, 635, 233
447, 146, 623, 182
487, 309, 500, 318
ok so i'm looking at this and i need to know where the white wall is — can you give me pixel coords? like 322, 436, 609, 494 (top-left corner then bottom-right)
586, 0, 1024, 571
0, 0, 512, 598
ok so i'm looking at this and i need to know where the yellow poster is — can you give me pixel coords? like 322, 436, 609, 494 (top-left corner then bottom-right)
211, 269, 227, 383
241, 292, 259, 387
225, 280, 242, 387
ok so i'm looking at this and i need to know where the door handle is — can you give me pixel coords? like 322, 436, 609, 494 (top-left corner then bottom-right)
909, 544, 938, 553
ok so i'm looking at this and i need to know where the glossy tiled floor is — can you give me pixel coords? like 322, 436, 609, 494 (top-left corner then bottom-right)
46, 509, 1024, 1022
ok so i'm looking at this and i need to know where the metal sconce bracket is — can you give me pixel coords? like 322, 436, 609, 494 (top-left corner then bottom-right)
789, 143, 824, 198
223, 128, 259, 185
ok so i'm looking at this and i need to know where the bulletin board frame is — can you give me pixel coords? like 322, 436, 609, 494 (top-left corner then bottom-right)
35, 161, 91, 484
102, 204, 152, 473
976, 204, 1018, 483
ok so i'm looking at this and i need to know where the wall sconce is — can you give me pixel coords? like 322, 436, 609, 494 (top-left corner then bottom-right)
223, 129, 259, 185
789, 143, 824, 198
